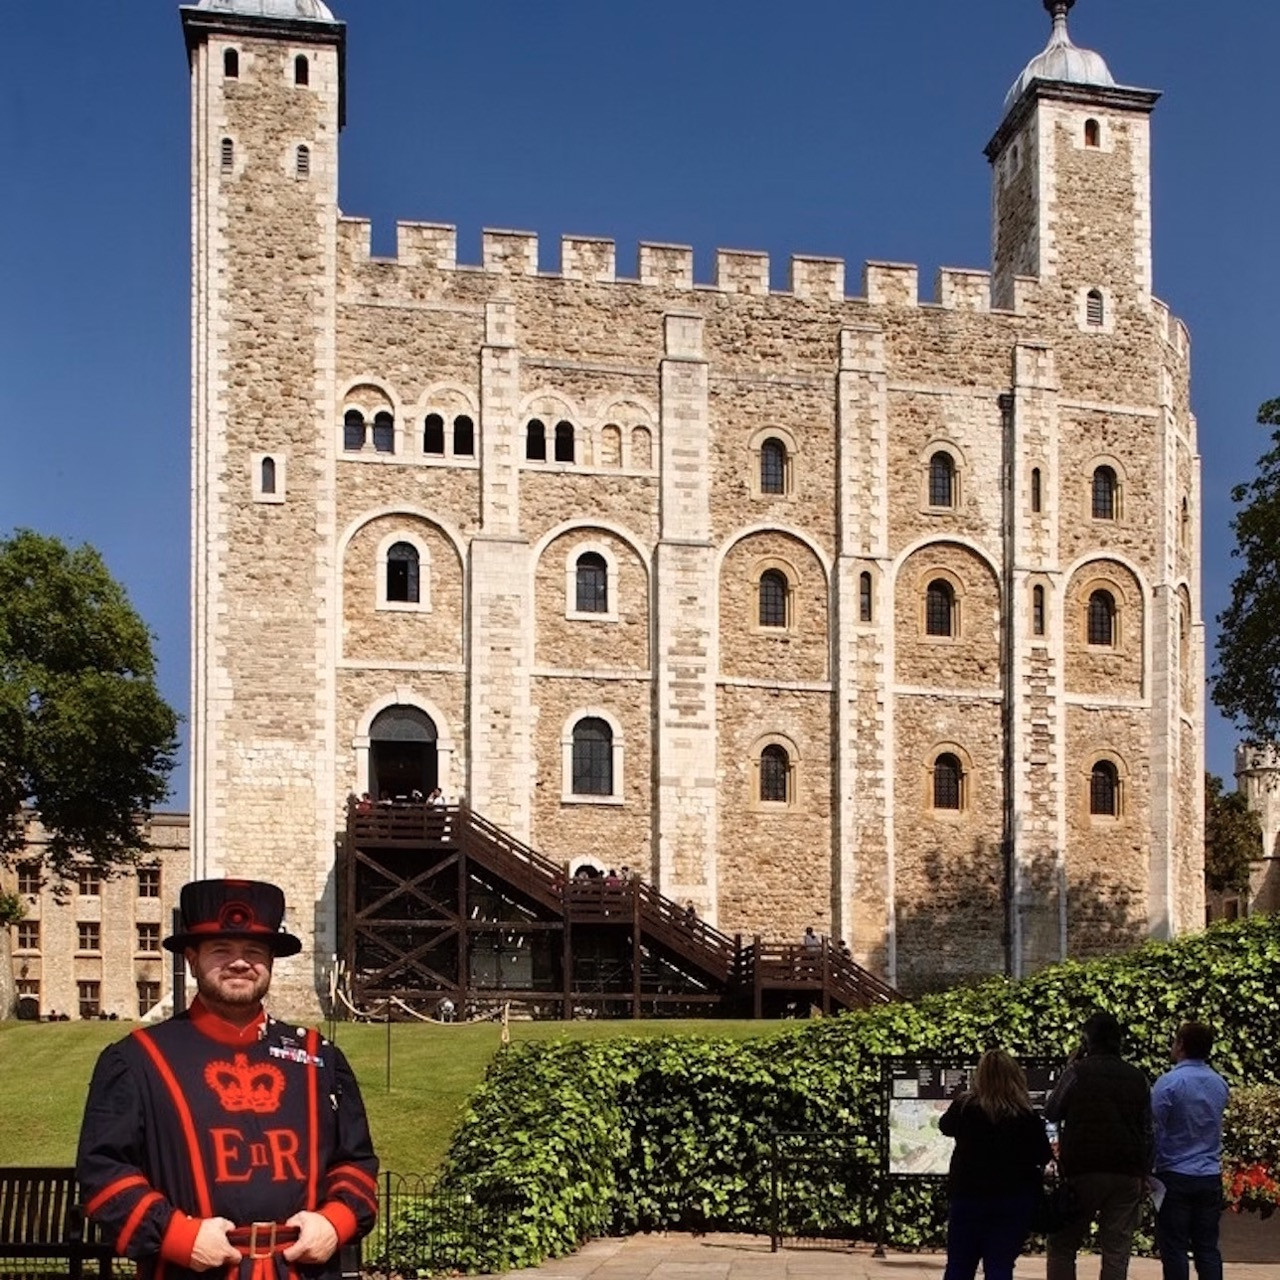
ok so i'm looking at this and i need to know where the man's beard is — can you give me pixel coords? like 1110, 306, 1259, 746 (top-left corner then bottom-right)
198, 969, 270, 1007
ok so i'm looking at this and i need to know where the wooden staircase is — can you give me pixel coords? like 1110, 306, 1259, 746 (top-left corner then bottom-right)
342, 803, 897, 1019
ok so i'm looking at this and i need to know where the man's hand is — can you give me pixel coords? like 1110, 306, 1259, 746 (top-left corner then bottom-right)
189, 1217, 241, 1272
283, 1210, 339, 1265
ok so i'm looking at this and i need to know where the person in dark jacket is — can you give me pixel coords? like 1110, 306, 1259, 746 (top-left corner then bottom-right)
1044, 1011, 1153, 1280
940, 1048, 1054, 1280
77, 879, 379, 1280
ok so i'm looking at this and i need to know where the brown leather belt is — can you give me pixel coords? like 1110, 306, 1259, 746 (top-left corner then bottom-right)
227, 1223, 301, 1258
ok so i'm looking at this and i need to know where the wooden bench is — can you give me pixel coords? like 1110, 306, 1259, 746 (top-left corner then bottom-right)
0, 1167, 114, 1279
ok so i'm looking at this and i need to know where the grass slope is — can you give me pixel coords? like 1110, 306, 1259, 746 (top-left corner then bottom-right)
0, 1016, 779, 1174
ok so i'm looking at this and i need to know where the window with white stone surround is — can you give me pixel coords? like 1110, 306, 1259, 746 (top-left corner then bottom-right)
564, 542, 619, 621
376, 532, 431, 613
251, 453, 285, 503
561, 709, 624, 804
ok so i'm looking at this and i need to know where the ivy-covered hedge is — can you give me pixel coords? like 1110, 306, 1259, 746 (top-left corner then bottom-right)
397, 916, 1280, 1274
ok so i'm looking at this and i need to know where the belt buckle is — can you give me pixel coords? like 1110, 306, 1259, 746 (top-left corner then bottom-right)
247, 1222, 277, 1259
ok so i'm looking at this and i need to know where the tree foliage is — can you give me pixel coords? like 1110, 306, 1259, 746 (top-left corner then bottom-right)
0, 530, 179, 879
1204, 771, 1262, 895
1215, 398, 1280, 740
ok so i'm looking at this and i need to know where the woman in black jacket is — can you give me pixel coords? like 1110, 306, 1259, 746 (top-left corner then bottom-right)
939, 1049, 1054, 1280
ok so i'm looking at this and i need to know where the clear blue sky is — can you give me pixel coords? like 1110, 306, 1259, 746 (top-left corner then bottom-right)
3, 1, 1276, 808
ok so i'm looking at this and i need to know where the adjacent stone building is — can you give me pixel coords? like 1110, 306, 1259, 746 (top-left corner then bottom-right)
4, 813, 189, 1021
181, 0, 1204, 1006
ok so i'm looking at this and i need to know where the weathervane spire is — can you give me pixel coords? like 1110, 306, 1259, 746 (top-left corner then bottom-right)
1045, 0, 1075, 38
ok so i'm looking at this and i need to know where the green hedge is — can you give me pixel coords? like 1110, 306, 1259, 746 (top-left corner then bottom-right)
396, 916, 1280, 1274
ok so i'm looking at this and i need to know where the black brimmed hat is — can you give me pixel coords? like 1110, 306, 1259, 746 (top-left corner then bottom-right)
163, 878, 302, 957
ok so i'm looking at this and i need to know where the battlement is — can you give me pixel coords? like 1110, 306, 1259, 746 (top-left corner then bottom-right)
334, 217, 1036, 314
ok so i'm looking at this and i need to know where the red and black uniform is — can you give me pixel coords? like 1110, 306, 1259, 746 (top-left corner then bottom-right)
76, 999, 378, 1280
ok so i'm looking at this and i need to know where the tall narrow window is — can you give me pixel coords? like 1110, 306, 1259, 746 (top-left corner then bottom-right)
760, 438, 787, 495
372, 411, 395, 454
933, 753, 963, 811
1031, 467, 1042, 513
18, 863, 40, 895
260, 456, 276, 495
78, 981, 101, 1019
859, 571, 873, 623
295, 144, 310, 178
760, 744, 791, 803
1180, 496, 1190, 548
1086, 289, 1105, 327
572, 718, 612, 796
554, 420, 575, 463
453, 415, 475, 456
294, 54, 310, 86
220, 137, 234, 174
1092, 466, 1117, 520
77, 922, 101, 952
423, 413, 445, 455
1090, 761, 1119, 816
137, 866, 160, 898
224, 48, 239, 78
386, 542, 420, 604
137, 981, 161, 1018
759, 569, 789, 628
526, 419, 546, 461
1032, 585, 1045, 637
16, 922, 39, 951
925, 579, 955, 637
1084, 118, 1100, 148
575, 552, 608, 614
343, 409, 365, 452
78, 868, 101, 896
136, 923, 161, 953
928, 451, 955, 508
1087, 589, 1116, 646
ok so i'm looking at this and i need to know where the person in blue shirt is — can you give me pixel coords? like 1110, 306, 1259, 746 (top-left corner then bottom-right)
1151, 1021, 1230, 1280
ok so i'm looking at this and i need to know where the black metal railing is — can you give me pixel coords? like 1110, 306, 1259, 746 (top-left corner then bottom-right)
768, 1131, 878, 1252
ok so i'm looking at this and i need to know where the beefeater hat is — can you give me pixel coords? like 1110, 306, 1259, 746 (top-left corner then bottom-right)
163, 878, 302, 957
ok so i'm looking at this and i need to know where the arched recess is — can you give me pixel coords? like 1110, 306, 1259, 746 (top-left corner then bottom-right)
339, 379, 402, 456
717, 526, 831, 682
412, 382, 479, 460
1062, 556, 1148, 699
560, 707, 625, 804
594, 395, 658, 470
352, 691, 457, 801
517, 389, 585, 466
892, 538, 1001, 689
748, 730, 801, 809
1177, 583, 1195, 714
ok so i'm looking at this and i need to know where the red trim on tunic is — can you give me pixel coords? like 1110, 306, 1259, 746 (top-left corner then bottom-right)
325, 1163, 377, 1195
188, 996, 267, 1048
159, 1211, 202, 1267
305, 1029, 320, 1209
117, 1191, 163, 1255
132, 1029, 214, 1217
317, 1201, 358, 1247
85, 1173, 148, 1216
325, 1178, 377, 1216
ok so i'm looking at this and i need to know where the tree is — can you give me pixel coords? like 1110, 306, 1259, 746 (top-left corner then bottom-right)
1204, 771, 1261, 897
0, 891, 24, 1020
0, 530, 179, 884
1215, 398, 1280, 740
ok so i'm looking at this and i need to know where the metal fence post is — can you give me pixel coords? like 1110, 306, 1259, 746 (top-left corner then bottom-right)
381, 1170, 392, 1280
770, 1133, 780, 1252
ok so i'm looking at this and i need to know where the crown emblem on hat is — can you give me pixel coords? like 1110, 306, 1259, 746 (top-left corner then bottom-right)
204, 1054, 286, 1114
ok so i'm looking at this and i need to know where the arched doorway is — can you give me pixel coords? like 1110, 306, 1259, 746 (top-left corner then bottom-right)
369, 705, 438, 800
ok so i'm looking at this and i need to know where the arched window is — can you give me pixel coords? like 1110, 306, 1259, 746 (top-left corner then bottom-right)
260, 457, 276, 495
760, 438, 787, 495
295, 144, 310, 178
1084, 118, 1100, 148
859, 571, 873, 623
294, 54, 310, 86
554, 420, 575, 463
1086, 289, 1105, 327
933, 753, 963, 811
220, 137, 234, 174
1180, 496, 1190, 547
372, 411, 394, 454
758, 569, 789, 628
925, 579, 955, 637
571, 718, 612, 796
1032, 584, 1045, 637
453, 415, 474, 457
1092, 466, 1117, 520
760, 744, 791, 803
386, 542, 420, 604
630, 425, 652, 469
1090, 760, 1119, 816
1031, 467, 1042, 513
422, 413, 445, 455
223, 48, 239, 78
928, 451, 955, 508
575, 552, 608, 614
1087, 589, 1116, 646
343, 409, 365, 452
526, 419, 546, 461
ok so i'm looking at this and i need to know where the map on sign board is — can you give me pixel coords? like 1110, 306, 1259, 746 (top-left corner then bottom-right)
885, 1060, 1058, 1177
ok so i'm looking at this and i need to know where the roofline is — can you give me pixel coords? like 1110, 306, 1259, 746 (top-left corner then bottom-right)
984, 80, 1160, 161
179, 5, 347, 129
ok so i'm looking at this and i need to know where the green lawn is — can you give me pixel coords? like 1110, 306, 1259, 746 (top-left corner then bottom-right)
0, 1017, 786, 1175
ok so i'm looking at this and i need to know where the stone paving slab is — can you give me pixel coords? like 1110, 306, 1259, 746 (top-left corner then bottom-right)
487, 1232, 1276, 1279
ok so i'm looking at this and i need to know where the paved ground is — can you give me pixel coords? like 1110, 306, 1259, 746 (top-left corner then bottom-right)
490, 1232, 1276, 1278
